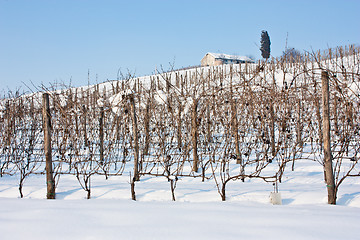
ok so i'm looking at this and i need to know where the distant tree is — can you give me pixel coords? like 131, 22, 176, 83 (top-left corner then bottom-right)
282, 47, 302, 62
260, 30, 271, 59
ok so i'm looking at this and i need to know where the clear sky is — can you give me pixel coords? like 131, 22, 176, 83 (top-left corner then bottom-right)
1, 0, 359, 93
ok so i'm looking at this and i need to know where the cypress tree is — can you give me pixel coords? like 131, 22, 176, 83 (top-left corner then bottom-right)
260, 30, 271, 59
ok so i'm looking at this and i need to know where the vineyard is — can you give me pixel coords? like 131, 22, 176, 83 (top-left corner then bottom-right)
1, 45, 359, 203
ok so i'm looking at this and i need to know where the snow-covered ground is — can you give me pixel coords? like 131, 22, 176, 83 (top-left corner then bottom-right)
1, 198, 359, 240
1, 50, 359, 239
0, 160, 359, 240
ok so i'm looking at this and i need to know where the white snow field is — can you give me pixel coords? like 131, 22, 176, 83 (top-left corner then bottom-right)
0, 159, 359, 240
1, 48, 360, 239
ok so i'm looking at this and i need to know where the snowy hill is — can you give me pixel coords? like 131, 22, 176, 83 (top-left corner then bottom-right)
0, 45, 359, 240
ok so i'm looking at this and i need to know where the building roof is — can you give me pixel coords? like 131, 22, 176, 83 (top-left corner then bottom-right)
206, 52, 254, 62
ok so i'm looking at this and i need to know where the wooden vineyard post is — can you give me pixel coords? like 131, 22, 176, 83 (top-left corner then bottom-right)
333, 94, 339, 135
177, 101, 182, 150
191, 98, 199, 172
270, 74, 276, 157
229, 68, 241, 165
321, 71, 336, 204
296, 98, 303, 147
130, 173, 136, 201
82, 104, 88, 146
42, 93, 55, 199
99, 107, 104, 164
5, 101, 11, 147
270, 102, 276, 157
144, 98, 150, 155
129, 95, 140, 181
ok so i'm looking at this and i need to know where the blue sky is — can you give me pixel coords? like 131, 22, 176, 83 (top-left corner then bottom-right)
1, 0, 359, 92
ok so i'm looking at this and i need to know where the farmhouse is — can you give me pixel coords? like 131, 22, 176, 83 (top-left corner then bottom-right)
201, 52, 254, 66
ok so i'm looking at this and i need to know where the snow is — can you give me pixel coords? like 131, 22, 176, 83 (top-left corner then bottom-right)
108, 88, 135, 115
0, 200, 360, 240
154, 90, 168, 105
0, 160, 359, 240
0, 197, 359, 240
1, 50, 359, 239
